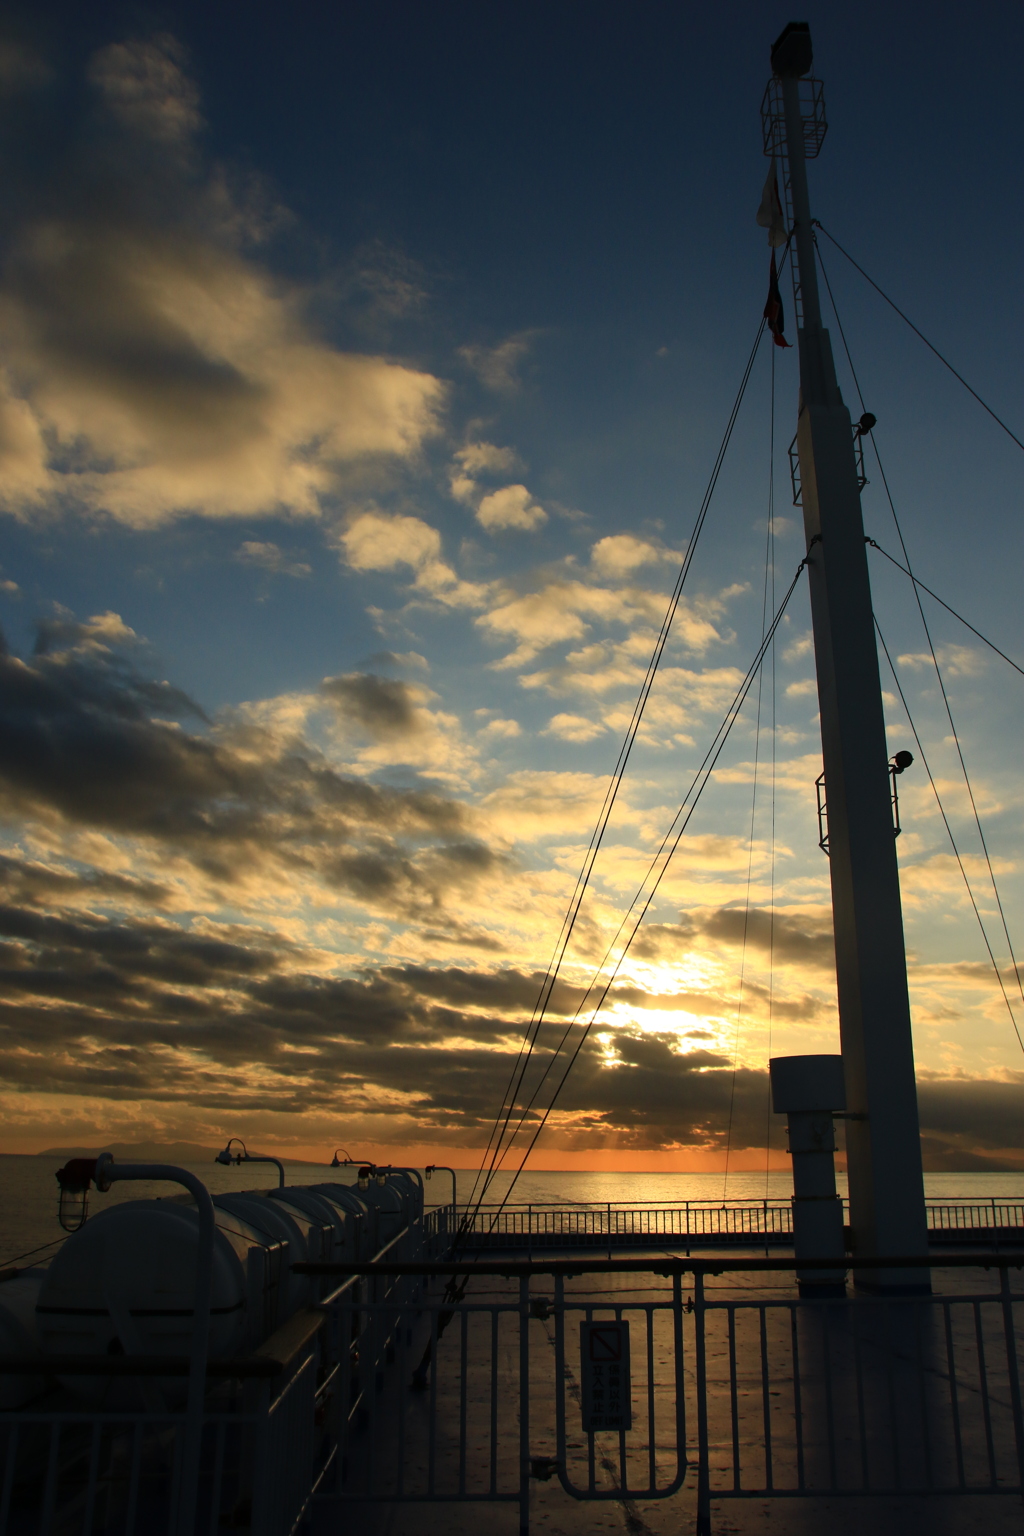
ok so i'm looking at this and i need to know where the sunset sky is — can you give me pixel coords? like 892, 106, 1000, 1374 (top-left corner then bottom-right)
1, 1, 1023, 1171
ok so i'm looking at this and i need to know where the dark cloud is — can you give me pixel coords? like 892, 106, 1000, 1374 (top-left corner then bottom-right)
0, 863, 1020, 1162
0, 852, 171, 909
0, 625, 1013, 1164
0, 624, 496, 925
322, 673, 425, 738
633, 907, 835, 968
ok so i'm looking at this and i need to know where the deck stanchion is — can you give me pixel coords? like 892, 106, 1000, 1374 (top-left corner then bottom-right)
998, 1264, 1024, 1510
694, 1270, 712, 1535
520, 1272, 531, 1536
554, 1273, 568, 1484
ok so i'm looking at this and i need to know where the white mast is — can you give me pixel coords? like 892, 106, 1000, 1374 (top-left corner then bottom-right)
767, 21, 929, 1290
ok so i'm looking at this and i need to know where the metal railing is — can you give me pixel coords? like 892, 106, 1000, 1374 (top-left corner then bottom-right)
301, 1252, 1024, 1534
0, 1209, 441, 1536
445, 1198, 1024, 1254
7, 1230, 1024, 1533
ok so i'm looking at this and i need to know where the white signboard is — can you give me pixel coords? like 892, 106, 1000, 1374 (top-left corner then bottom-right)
580, 1319, 632, 1432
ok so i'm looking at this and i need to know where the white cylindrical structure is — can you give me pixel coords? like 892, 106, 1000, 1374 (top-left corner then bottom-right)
213, 1192, 319, 1321
309, 1184, 372, 1259
268, 1188, 353, 1266
37, 1199, 271, 1404
0, 1271, 46, 1409
352, 1177, 404, 1251
313, 1177, 404, 1256
770, 1053, 847, 1296
384, 1169, 425, 1225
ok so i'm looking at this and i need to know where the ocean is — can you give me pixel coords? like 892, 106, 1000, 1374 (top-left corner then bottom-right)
3, 1153, 1023, 1271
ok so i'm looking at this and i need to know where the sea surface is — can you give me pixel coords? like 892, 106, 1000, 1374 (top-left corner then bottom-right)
3, 1154, 1023, 1271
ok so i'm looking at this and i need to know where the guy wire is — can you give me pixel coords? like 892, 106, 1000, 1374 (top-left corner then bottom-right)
818, 239, 1024, 1019
479, 560, 809, 1226
875, 619, 1024, 1056
724, 340, 776, 1198
467, 313, 771, 1219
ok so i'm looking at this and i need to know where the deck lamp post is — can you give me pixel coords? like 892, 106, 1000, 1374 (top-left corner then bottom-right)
214, 1137, 286, 1189
425, 1165, 458, 1208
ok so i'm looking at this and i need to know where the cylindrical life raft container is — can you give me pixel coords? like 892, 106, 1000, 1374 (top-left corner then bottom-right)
213, 1191, 327, 1321
0, 1270, 47, 1409
267, 1188, 353, 1270
307, 1184, 372, 1259
36, 1198, 272, 1405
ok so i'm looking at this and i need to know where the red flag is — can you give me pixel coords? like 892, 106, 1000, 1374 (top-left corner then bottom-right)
764, 250, 791, 348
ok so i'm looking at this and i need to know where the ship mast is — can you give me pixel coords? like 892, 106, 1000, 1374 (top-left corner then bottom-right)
768, 22, 929, 1289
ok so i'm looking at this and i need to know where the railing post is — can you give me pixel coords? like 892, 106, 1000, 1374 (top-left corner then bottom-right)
519, 1272, 530, 1536
998, 1264, 1024, 1508
694, 1269, 712, 1535
607, 1202, 612, 1263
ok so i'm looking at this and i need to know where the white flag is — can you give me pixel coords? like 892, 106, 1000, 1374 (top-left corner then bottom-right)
756, 160, 788, 248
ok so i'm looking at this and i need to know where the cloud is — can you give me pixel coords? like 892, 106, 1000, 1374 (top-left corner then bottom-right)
0, 618, 1014, 1165
630, 906, 836, 969
896, 645, 986, 678
235, 540, 312, 578
455, 442, 520, 477
458, 332, 536, 394
0, 38, 446, 527
1, 889, 1019, 1157
478, 580, 679, 670
362, 650, 429, 674
480, 718, 521, 739
480, 770, 636, 843
449, 441, 521, 504
334, 239, 427, 332
341, 510, 440, 572
476, 484, 547, 532
0, 616, 514, 932
484, 576, 735, 677
337, 510, 489, 609
783, 632, 814, 663
322, 673, 431, 739
88, 35, 202, 148
321, 672, 482, 786
543, 712, 607, 743
447, 445, 545, 534
590, 535, 680, 577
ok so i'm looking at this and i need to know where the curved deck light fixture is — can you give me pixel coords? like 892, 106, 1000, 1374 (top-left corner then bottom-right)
215, 1137, 286, 1188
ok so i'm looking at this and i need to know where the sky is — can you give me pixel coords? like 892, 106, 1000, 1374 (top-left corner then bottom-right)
0, 0, 1023, 1171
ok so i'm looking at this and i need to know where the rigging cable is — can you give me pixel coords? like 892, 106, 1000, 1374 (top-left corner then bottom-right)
816, 236, 1024, 1020
477, 558, 809, 1224
874, 618, 1024, 1057
864, 541, 1024, 682
813, 221, 1024, 457
465, 313, 771, 1218
764, 352, 778, 1210
723, 342, 777, 1198
421, 561, 809, 1346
